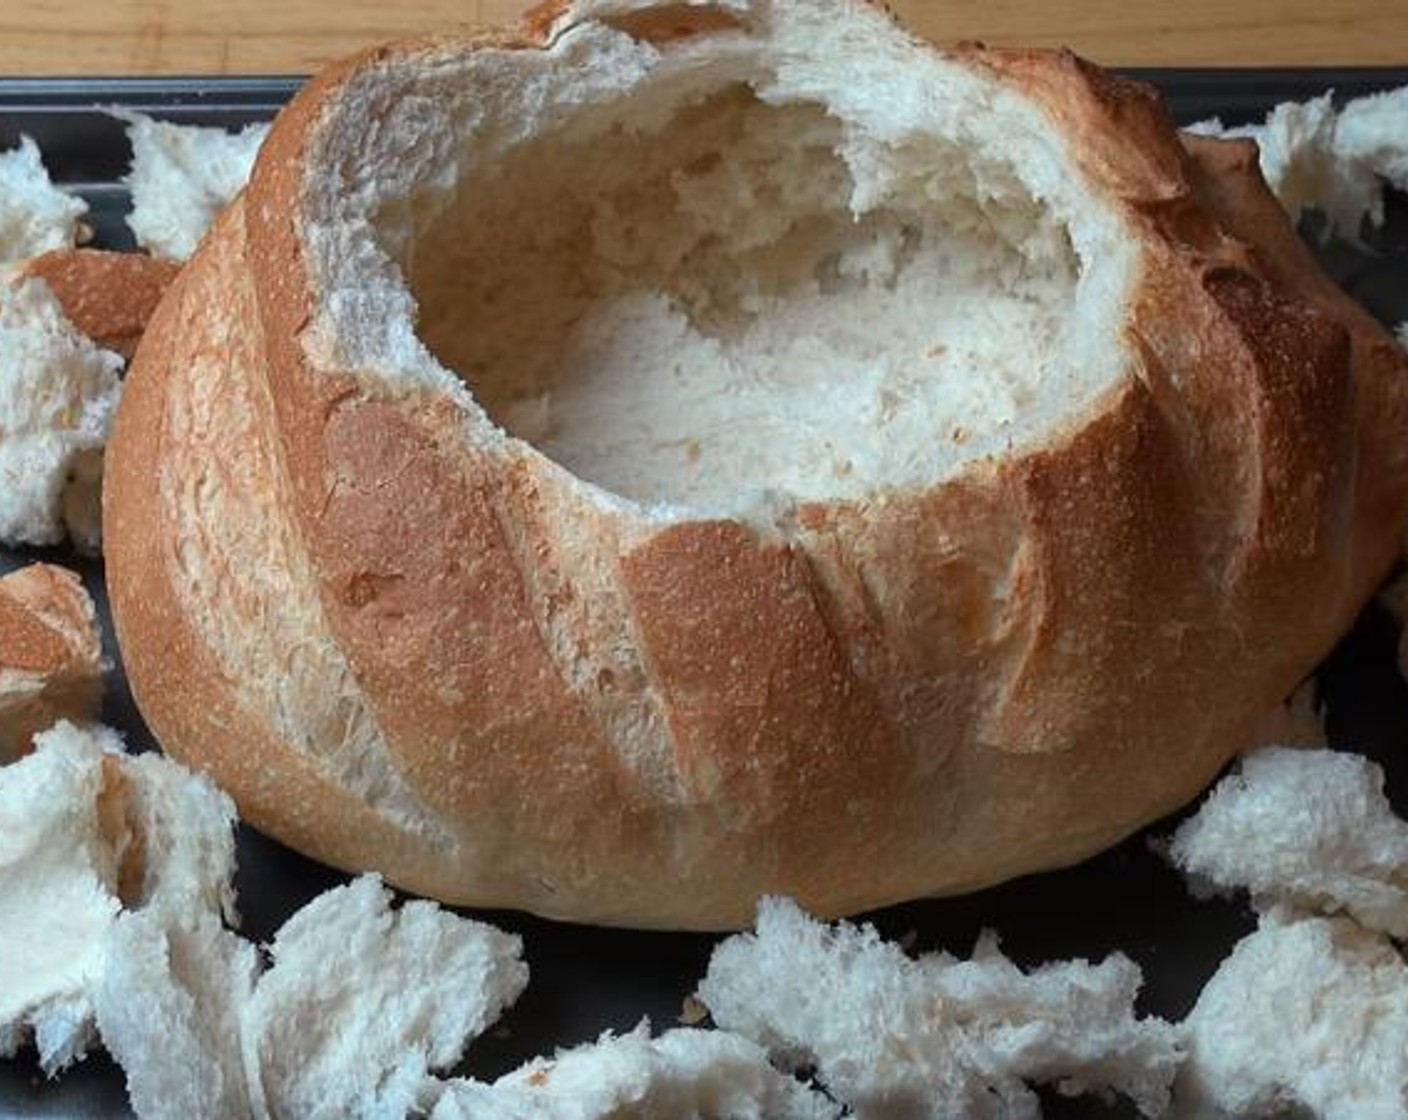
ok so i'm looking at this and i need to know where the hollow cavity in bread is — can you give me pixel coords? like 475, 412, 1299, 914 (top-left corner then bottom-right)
307, 2, 1134, 517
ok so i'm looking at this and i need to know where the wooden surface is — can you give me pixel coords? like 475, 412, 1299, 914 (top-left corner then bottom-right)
2, 0, 1407, 75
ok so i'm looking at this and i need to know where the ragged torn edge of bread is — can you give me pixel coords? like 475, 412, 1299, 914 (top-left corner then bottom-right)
696, 896, 1182, 1119
0, 721, 237, 1074
117, 110, 269, 262
0, 250, 178, 551
1187, 85, 1408, 240
0, 136, 88, 265
1169, 746, 1408, 937
0, 276, 124, 550
0, 562, 104, 763
1164, 746, 1408, 1117
429, 1022, 842, 1120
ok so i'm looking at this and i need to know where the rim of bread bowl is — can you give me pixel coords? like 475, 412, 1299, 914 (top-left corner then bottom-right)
240, 0, 1189, 530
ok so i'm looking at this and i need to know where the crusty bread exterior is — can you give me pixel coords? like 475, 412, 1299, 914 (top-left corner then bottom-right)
17, 250, 179, 361
0, 564, 102, 762
104, 3, 1408, 928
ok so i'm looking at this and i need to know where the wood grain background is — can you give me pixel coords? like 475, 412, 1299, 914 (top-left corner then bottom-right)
3, 0, 1407, 75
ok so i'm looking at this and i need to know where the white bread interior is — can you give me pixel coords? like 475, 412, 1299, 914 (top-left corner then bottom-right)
120, 112, 270, 262
1189, 85, 1408, 237
431, 1021, 839, 1120
0, 136, 86, 264
240, 874, 528, 1120
1177, 915, 1408, 1120
0, 278, 123, 550
0, 722, 236, 1076
1169, 746, 1408, 938
0, 724, 124, 1073
94, 907, 260, 1120
1167, 746, 1408, 1116
697, 896, 1181, 1118
304, 1, 1134, 517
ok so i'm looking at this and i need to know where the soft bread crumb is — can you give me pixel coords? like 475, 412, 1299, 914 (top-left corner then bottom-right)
0, 722, 236, 1077
0, 724, 123, 1073
239, 874, 528, 1120
1177, 915, 1408, 1120
696, 896, 1180, 1119
116, 748, 239, 921
1169, 747, 1408, 937
0, 277, 123, 550
0, 136, 87, 263
121, 112, 269, 261
94, 908, 259, 1120
0, 562, 103, 763
1188, 84, 1407, 237
431, 1021, 840, 1120
305, 0, 1137, 518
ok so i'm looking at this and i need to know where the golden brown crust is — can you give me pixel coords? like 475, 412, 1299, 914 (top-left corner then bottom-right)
105, 16, 1408, 928
0, 563, 102, 762
18, 250, 180, 361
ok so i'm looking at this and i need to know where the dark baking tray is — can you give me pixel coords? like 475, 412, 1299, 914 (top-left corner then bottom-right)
1, 69, 1406, 1119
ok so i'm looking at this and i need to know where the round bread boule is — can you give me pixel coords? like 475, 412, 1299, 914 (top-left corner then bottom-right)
103, 0, 1408, 928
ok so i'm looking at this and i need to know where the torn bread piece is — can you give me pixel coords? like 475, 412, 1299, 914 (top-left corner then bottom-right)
1336, 85, 1408, 195
0, 563, 102, 763
1188, 84, 1408, 236
17, 250, 181, 361
94, 907, 259, 1120
431, 1022, 840, 1120
0, 721, 236, 1075
697, 897, 1180, 1120
121, 112, 269, 261
0, 136, 86, 264
0, 277, 123, 550
240, 874, 528, 1120
1168, 747, 1408, 938
1177, 915, 1408, 1120
0, 724, 124, 1072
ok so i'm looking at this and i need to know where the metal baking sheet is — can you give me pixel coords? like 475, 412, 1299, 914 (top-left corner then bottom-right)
1, 69, 1407, 1119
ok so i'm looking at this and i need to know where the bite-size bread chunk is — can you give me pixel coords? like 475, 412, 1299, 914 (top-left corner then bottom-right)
240, 874, 528, 1120
431, 1022, 840, 1120
0, 562, 102, 763
0, 722, 236, 1075
1169, 747, 1408, 938
120, 112, 269, 261
0, 136, 86, 263
1177, 915, 1408, 1120
697, 897, 1180, 1119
